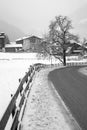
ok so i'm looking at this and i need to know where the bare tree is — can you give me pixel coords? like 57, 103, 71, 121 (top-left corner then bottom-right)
44, 15, 79, 66
36, 41, 48, 59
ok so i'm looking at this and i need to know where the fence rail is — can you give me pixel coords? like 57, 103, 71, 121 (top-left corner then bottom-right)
0, 63, 44, 130
50, 61, 87, 67
66, 61, 87, 66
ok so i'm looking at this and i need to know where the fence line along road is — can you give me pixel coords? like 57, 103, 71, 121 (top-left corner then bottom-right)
0, 63, 44, 130
51, 61, 87, 67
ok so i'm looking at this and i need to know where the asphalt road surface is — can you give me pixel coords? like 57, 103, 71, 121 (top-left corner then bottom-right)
49, 66, 87, 130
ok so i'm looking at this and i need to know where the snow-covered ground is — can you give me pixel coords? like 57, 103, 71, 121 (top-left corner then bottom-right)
0, 52, 87, 129
0, 59, 31, 119
20, 68, 81, 130
0, 52, 60, 120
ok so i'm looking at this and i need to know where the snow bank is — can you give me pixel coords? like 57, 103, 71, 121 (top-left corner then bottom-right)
78, 67, 87, 76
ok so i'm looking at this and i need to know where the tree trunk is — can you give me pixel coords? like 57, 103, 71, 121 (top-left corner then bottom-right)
63, 49, 66, 66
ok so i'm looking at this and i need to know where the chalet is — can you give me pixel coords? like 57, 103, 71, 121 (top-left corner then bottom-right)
16, 35, 42, 52
66, 42, 83, 56
16, 38, 23, 44
0, 36, 4, 49
0, 32, 6, 49
5, 42, 22, 52
82, 42, 87, 52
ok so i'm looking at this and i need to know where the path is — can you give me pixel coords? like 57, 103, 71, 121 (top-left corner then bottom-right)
20, 67, 80, 130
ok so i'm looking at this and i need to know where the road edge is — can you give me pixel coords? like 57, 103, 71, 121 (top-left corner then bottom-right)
48, 67, 82, 130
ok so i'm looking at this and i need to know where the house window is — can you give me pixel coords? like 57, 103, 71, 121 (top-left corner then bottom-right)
30, 37, 36, 43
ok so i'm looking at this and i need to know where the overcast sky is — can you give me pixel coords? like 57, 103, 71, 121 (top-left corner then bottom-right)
0, 0, 87, 36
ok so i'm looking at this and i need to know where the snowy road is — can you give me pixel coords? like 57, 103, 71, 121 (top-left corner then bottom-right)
20, 68, 80, 130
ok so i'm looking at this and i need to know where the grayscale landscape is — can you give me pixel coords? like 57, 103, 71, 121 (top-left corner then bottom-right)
0, 0, 87, 130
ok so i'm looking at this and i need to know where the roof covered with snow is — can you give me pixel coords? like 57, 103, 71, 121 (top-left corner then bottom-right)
5, 43, 22, 48
16, 35, 42, 42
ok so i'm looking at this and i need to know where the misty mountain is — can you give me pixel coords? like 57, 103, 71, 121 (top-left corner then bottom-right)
70, 4, 87, 39
0, 20, 25, 41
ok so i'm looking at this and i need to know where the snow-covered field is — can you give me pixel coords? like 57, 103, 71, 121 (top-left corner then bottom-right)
0, 60, 31, 119
0, 52, 87, 129
0, 52, 60, 120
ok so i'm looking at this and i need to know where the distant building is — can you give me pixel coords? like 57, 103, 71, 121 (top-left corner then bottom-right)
0, 36, 4, 49
16, 38, 23, 45
0, 32, 6, 49
67, 42, 83, 56
5, 42, 22, 52
0, 32, 10, 50
16, 35, 42, 52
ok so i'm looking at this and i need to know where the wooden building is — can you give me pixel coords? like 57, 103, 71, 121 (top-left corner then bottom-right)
5, 42, 22, 52
16, 35, 42, 52
16, 38, 23, 44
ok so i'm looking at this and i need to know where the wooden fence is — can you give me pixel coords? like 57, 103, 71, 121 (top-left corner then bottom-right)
50, 61, 87, 67
0, 63, 44, 130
